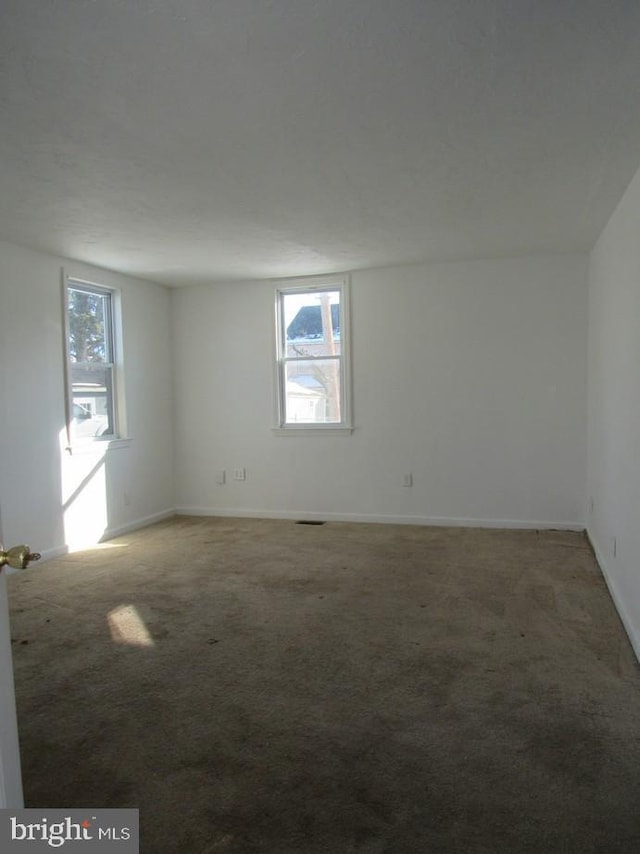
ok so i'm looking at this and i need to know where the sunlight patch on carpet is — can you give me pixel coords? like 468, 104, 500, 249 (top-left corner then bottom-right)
107, 604, 155, 647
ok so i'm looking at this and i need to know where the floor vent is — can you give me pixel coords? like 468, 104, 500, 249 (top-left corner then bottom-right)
296, 520, 326, 525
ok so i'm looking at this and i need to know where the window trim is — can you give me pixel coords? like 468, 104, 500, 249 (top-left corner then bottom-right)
274, 274, 352, 433
63, 274, 124, 449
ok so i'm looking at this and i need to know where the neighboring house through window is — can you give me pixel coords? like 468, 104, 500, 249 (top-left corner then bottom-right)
275, 276, 352, 430
65, 279, 119, 443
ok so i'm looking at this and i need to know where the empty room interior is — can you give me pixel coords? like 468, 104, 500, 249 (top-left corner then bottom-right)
1, 2, 640, 852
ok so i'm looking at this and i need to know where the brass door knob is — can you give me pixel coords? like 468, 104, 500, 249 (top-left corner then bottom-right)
0, 545, 41, 570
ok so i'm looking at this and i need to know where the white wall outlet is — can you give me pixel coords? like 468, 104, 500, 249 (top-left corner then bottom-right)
403, 473, 413, 487
233, 468, 246, 481
612, 536, 617, 557
216, 470, 226, 485
589, 496, 594, 514
123, 491, 130, 506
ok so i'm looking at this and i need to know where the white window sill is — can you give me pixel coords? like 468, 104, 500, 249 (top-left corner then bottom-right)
67, 437, 133, 455
272, 426, 354, 436
104, 438, 133, 450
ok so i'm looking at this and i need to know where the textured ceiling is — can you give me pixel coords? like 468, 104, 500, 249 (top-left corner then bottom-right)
2, 0, 640, 286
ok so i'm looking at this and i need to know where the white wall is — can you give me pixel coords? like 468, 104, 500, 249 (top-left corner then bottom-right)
0, 241, 589, 554
0, 241, 174, 557
588, 166, 640, 660
173, 254, 588, 528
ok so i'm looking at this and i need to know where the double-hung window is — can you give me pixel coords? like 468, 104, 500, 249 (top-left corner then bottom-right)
275, 276, 351, 430
65, 279, 119, 443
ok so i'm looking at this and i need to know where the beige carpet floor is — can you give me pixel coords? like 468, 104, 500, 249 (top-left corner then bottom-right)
8, 516, 640, 853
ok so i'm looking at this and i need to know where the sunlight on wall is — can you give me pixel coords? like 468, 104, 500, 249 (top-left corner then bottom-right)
107, 605, 155, 647
60, 429, 108, 551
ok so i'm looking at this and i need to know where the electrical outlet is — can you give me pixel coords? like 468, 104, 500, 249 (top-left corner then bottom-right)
216, 470, 226, 485
233, 468, 246, 481
589, 496, 594, 514
123, 492, 130, 506
612, 536, 617, 558
403, 473, 413, 487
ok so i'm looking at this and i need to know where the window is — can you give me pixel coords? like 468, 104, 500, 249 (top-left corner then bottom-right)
65, 279, 118, 443
275, 276, 351, 430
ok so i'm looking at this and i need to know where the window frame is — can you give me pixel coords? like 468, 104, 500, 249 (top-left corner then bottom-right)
274, 275, 352, 433
63, 276, 123, 448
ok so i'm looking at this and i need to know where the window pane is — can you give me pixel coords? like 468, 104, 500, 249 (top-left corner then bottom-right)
284, 290, 341, 359
68, 287, 110, 363
284, 359, 341, 424
70, 364, 114, 440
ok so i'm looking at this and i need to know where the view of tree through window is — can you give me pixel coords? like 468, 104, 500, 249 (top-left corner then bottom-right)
68, 289, 108, 363
67, 283, 116, 440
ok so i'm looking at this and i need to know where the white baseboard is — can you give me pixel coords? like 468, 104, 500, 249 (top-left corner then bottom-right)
3, 544, 69, 575
586, 528, 640, 663
38, 545, 70, 562
175, 505, 584, 531
7, 512, 176, 568
102, 509, 175, 540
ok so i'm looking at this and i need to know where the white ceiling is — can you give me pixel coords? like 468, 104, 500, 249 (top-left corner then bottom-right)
2, 1, 640, 287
